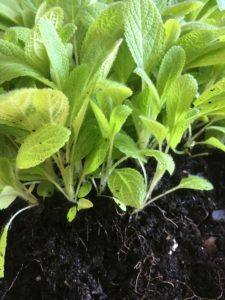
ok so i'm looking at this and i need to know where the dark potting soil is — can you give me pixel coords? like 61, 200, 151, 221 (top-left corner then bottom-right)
0, 152, 225, 300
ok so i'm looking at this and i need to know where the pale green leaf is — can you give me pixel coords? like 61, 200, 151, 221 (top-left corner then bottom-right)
140, 117, 168, 146
37, 181, 54, 198
78, 182, 92, 198
67, 206, 77, 222
108, 168, 145, 208
0, 224, 9, 279
125, 0, 165, 72
77, 198, 93, 211
110, 105, 132, 136
114, 132, 146, 162
17, 125, 70, 169
0, 186, 17, 210
202, 137, 225, 152
164, 19, 181, 50
90, 101, 110, 139
166, 74, 198, 130
0, 158, 17, 187
176, 176, 213, 191
140, 149, 175, 175
83, 139, 109, 175
112, 41, 135, 83
162, 1, 203, 17
157, 46, 186, 97
39, 17, 69, 88
206, 126, 225, 134
96, 79, 133, 106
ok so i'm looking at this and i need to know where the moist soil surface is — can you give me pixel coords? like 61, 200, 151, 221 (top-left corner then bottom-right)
0, 152, 225, 300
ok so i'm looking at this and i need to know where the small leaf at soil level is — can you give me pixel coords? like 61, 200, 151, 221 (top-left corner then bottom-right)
108, 168, 145, 209
77, 199, 93, 211
67, 206, 77, 223
78, 182, 92, 198
177, 176, 213, 191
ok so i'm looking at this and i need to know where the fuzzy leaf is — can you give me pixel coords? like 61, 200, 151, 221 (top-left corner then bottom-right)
164, 19, 181, 50
140, 149, 175, 175
39, 17, 69, 88
77, 198, 93, 211
157, 46, 186, 97
17, 125, 70, 169
78, 182, 92, 198
140, 117, 167, 146
83, 139, 109, 175
0, 186, 17, 210
110, 105, 132, 136
108, 168, 145, 209
176, 176, 213, 191
67, 206, 77, 222
162, 1, 203, 17
125, 0, 165, 72
202, 137, 225, 153
114, 132, 146, 162
90, 101, 110, 139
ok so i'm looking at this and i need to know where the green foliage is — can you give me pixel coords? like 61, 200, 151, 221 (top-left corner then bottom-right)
0, 0, 224, 279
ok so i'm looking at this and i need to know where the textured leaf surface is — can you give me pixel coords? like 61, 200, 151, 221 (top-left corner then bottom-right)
108, 168, 145, 208
202, 137, 225, 153
0, 186, 17, 210
39, 18, 69, 88
17, 125, 70, 169
140, 117, 167, 146
140, 150, 175, 175
125, 0, 165, 72
157, 46, 185, 97
177, 176, 213, 191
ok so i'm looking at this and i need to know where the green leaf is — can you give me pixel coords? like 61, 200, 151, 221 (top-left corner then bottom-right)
0, 224, 9, 279
75, 120, 100, 161
63, 64, 89, 123
83, 139, 109, 175
0, 40, 52, 86
140, 117, 168, 146
37, 181, 54, 198
166, 74, 198, 148
134, 67, 161, 119
162, 1, 203, 17
114, 132, 146, 162
0, 186, 17, 210
202, 137, 225, 152
164, 19, 181, 50
157, 46, 186, 97
108, 168, 145, 209
17, 124, 71, 169
176, 176, 213, 191
81, 3, 124, 78
112, 41, 135, 83
194, 78, 225, 106
59, 23, 77, 43
39, 17, 69, 88
0, 89, 69, 131
96, 79, 133, 106
206, 126, 225, 135
167, 74, 198, 128
110, 105, 132, 136
77, 198, 93, 211
67, 206, 77, 222
140, 149, 175, 175
125, 0, 165, 73
90, 101, 110, 139
78, 182, 92, 198
0, 158, 17, 187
